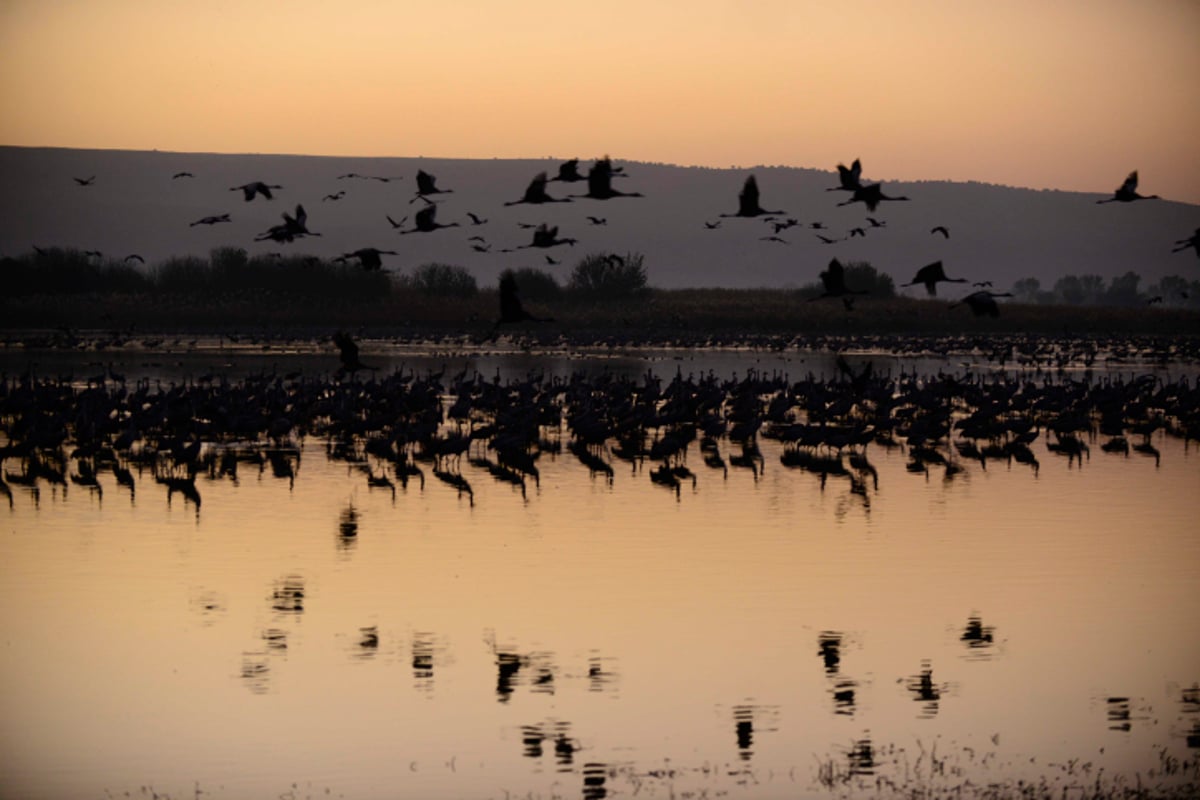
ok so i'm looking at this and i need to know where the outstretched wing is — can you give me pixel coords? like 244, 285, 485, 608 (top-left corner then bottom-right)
739, 176, 760, 215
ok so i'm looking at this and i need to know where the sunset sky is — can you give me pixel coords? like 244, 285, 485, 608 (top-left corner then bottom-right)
2, 0, 1197, 203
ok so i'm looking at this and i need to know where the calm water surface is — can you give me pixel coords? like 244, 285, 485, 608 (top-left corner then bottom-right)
1, 344, 1198, 799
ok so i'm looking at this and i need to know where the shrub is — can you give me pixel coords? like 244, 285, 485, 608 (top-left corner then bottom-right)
404, 263, 479, 298
567, 252, 648, 298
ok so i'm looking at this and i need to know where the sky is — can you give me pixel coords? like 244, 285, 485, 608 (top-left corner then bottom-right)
1, 0, 1198, 204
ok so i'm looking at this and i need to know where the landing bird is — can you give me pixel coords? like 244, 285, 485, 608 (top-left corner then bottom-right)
231, 181, 282, 201
333, 331, 377, 378
576, 157, 642, 200
399, 202, 459, 234
172, 172, 194, 179
493, 273, 554, 333
1097, 171, 1159, 204
412, 170, 452, 203
518, 224, 576, 249
837, 182, 909, 213
951, 290, 1013, 317
720, 175, 784, 218
190, 214, 231, 226
1171, 228, 1200, 259
810, 258, 869, 301
339, 248, 396, 271
73, 176, 96, 186
255, 204, 319, 243
827, 159, 863, 192
505, 172, 570, 205
902, 261, 966, 296
930, 226, 950, 238
549, 158, 587, 182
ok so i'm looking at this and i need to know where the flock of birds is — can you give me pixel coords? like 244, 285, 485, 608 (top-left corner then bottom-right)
1, 342, 1196, 513
62, 157, 1200, 328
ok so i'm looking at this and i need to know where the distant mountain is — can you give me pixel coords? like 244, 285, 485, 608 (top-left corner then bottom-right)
1, 146, 1196, 291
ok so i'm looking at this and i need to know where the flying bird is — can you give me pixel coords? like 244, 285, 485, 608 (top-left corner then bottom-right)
190, 214, 231, 227
493, 273, 554, 333
837, 182, 910, 213
323, 191, 346, 201
124, 254, 145, 264
549, 158, 588, 182
412, 170, 452, 203
704, 221, 722, 230
73, 176, 96, 186
255, 204, 319, 243
518, 224, 576, 249
827, 159, 863, 192
810, 258, 869, 301
338, 248, 397, 271
586, 216, 607, 226
505, 172, 570, 205
467, 212, 488, 225
576, 157, 642, 200
1172, 228, 1200, 258
172, 172, 194, 179
385, 214, 407, 229
399, 202, 459, 234
231, 181, 282, 201
902, 261, 967, 296
930, 226, 950, 238
1097, 171, 1160, 204
720, 175, 784, 218
333, 331, 377, 378
951, 290, 1013, 317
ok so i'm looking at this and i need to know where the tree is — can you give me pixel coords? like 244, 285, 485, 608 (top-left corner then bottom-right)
567, 252, 648, 298
1105, 271, 1142, 307
405, 263, 478, 297
1054, 275, 1084, 305
1011, 277, 1041, 303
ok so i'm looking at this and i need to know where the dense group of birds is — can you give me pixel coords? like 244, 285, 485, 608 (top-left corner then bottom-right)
2, 340, 1197, 512
60, 157, 1199, 328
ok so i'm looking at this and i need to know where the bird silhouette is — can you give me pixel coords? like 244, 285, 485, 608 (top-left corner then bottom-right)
518, 224, 576, 249
172, 172, 194, 179
323, 191, 346, 201
190, 214, 231, 227
586, 216, 607, 225
865, 217, 887, 228
704, 220, 721, 229
815, 233, 841, 244
810, 258, 869, 301
930, 225, 950, 238
467, 212, 488, 225
576, 157, 642, 200
720, 175, 784, 218
385, 214, 407, 229
837, 182, 909, 212
399, 203, 460, 234
333, 331, 377, 378
493, 273, 554, 334
231, 181, 282, 201
902, 261, 967, 296
951, 290, 1013, 317
73, 176, 96, 186
505, 172, 570, 205
256, 204, 319, 243
339, 248, 397, 271
549, 158, 587, 182
1097, 171, 1159, 203
827, 159, 863, 191
412, 170, 452, 203
124, 254, 145, 264
1171, 228, 1199, 258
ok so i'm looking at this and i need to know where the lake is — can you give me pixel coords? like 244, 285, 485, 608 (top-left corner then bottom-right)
1, 338, 1198, 799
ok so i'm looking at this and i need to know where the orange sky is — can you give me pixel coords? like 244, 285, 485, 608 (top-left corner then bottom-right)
2, 0, 1197, 203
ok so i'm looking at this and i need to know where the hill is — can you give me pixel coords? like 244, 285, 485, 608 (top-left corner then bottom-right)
1, 146, 1196, 291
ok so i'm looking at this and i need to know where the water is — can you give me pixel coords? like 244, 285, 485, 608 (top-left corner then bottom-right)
1, 343, 1198, 799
